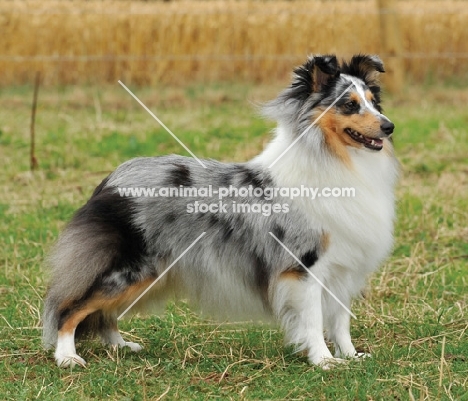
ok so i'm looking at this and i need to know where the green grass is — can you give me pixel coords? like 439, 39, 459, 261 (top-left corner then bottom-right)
0, 81, 467, 400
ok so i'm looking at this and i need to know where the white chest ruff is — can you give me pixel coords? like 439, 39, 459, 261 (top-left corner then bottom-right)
258, 132, 398, 274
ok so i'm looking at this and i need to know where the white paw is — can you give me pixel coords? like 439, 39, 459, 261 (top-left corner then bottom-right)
122, 341, 143, 352
318, 357, 348, 370
55, 353, 86, 368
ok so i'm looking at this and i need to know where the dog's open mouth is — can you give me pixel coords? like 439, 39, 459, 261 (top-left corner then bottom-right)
345, 128, 383, 151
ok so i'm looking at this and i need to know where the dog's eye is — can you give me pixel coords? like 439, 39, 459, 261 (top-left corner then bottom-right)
344, 100, 358, 110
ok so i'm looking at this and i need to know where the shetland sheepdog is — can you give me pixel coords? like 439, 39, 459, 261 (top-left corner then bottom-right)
43, 54, 398, 369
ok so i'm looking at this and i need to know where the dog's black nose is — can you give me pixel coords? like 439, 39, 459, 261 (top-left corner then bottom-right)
380, 120, 395, 136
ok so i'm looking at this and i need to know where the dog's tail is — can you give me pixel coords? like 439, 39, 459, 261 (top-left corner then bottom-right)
42, 219, 120, 348
42, 288, 59, 349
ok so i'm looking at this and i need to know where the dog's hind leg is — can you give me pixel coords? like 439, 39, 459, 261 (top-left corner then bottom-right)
99, 315, 143, 352
54, 277, 154, 368
55, 331, 85, 368
54, 299, 101, 368
76, 311, 143, 352
97, 277, 160, 353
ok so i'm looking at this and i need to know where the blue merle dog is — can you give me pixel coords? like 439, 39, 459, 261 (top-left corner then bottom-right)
43, 54, 398, 369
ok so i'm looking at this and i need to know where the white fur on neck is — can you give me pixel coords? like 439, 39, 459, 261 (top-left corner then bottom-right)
254, 122, 398, 290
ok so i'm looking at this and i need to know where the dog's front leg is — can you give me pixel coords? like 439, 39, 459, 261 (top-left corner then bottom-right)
323, 291, 356, 358
272, 274, 344, 369
323, 287, 369, 360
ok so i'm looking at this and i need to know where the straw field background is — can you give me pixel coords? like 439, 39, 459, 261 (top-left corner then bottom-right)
1, 0, 468, 86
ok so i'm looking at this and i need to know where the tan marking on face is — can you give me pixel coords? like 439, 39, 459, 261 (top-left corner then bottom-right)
316, 108, 355, 166
365, 90, 374, 102
58, 277, 156, 334
349, 92, 361, 104
317, 106, 384, 162
339, 111, 382, 138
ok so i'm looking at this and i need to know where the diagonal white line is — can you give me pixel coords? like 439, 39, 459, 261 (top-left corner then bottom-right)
118, 80, 207, 169
268, 83, 354, 169
118, 232, 207, 320
268, 231, 357, 319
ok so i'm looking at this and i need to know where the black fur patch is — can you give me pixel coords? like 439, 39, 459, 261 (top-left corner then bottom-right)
300, 250, 318, 269
209, 214, 219, 227
221, 221, 234, 242
209, 213, 234, 243
252, 253, 270, 303
238, 166, 265, 189
164, 212, 177, 224
290, 58, 316, 102
271, 223, 285, 242
219, 174, 231, 188
74, 188, 146, 270
168, 163, 192, 187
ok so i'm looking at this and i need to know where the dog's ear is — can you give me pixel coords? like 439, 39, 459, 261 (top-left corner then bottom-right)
290, 55, 340, 100
312, 55, 340, 92
342, 54, 385, 87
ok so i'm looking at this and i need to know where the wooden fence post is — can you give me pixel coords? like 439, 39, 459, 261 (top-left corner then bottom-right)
30, 71, 40, 171
378, 0, 404, 93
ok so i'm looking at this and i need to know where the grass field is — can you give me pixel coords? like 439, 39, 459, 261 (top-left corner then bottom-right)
0, 80, 467, 400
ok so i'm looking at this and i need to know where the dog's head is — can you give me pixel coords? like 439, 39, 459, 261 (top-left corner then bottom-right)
264, 54, 394, 161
